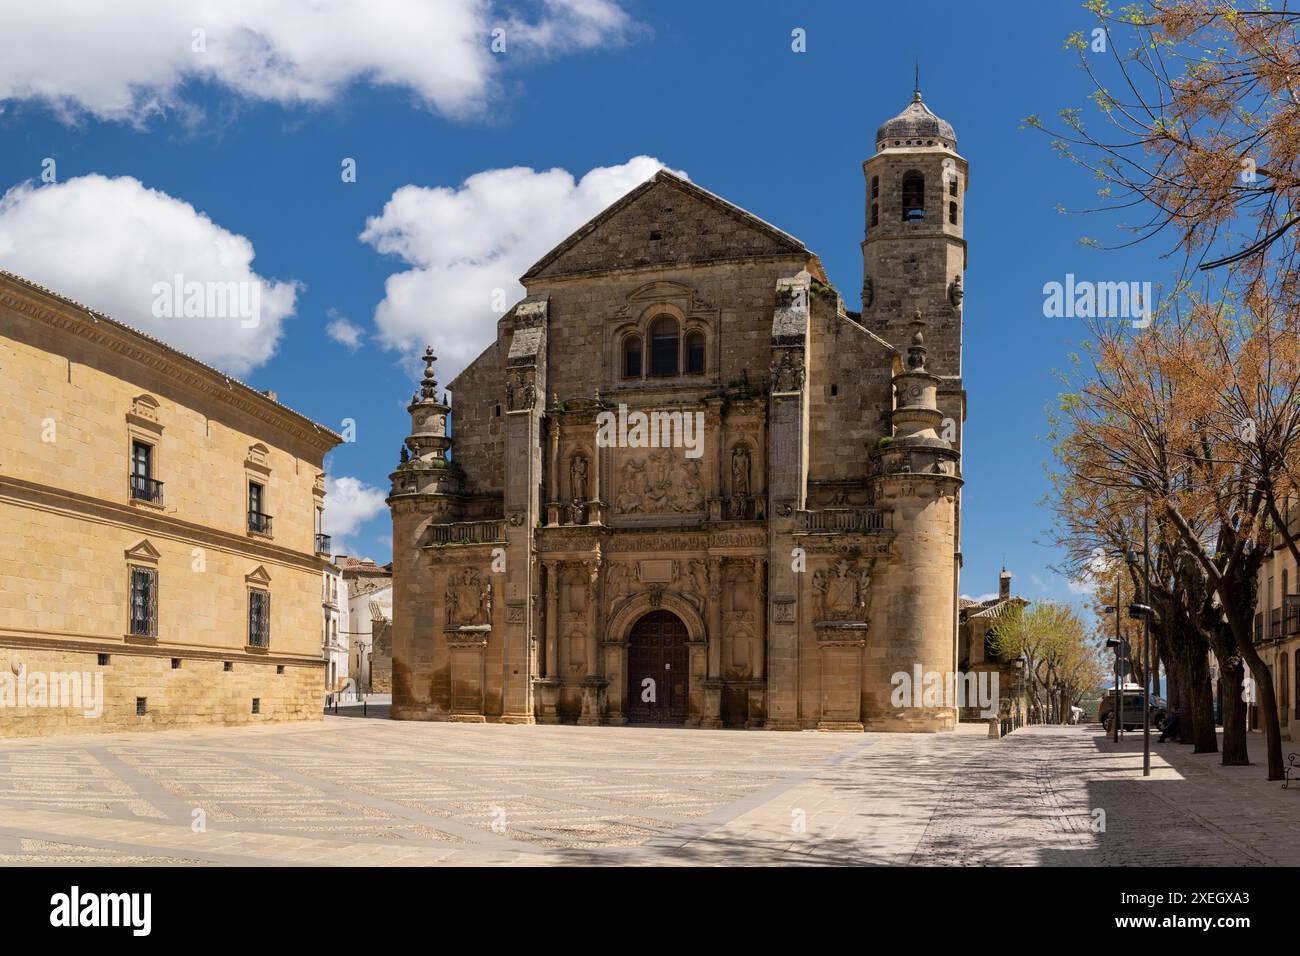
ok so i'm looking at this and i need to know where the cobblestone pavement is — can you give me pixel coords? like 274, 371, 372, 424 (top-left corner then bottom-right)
0, 719, 1293, 865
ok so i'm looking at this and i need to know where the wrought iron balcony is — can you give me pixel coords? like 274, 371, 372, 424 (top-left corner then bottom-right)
248, 511, 274, 535
1271, 606, 1284, 640
315, 533, 332, 556
1287, 595, 1300, 636
129, 474, 164, 505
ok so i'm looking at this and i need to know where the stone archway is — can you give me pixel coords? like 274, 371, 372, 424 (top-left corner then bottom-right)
625, 610, 690, 724
606, 592, 708, 726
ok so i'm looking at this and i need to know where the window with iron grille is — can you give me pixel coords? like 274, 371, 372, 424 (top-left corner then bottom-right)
129, 566, 158, 637
136, 697, 147, 716
248, 588, 270, 647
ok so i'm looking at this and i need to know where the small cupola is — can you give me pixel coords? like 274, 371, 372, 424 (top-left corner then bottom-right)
875, 86, 957, 151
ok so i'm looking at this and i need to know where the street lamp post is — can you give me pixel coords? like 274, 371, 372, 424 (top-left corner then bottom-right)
1127, 507, 1154, 778
1103, 547, 1126, 745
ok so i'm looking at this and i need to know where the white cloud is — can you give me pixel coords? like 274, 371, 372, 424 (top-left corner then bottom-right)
961, 593, 1000, 604
323, 475, 388, 539
0, 0, 635, 124
0, 174, 295, 376
326, 310, 364, 351
360, 156, 684, 384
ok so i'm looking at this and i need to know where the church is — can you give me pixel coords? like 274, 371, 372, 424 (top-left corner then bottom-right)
387, 88, 967, 731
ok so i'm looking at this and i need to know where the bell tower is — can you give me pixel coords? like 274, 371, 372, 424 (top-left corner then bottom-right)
861, 84, 967, 388
859, 84, 968, 730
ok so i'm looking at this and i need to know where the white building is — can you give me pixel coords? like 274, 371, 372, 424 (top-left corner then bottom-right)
337, 557, 392, 693
322, 562, 350, 697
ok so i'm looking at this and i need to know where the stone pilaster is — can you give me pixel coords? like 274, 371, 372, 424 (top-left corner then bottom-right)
765, 271, 811, 731
504, 297, 548, 723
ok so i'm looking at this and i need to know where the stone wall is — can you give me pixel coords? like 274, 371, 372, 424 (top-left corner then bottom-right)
0, 644, 321, 737
370, 619, 393, 694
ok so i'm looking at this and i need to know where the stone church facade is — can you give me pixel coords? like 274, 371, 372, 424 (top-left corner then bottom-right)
388, 89, 967, 731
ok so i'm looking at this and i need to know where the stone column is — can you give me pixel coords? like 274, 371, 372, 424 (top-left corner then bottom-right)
577, 556, 605, 725
537, 559, 561, 724
707, 556, 723, 679
544, 560, 559, 677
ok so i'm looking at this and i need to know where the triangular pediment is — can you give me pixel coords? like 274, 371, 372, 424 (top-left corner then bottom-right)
522, 171, 810, 281
124, 540, 161, 564
245, 565, 273, 585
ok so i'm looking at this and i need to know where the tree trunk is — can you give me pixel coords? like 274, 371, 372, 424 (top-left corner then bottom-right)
1187, 644, 1217, 753
1212, 642, 1250, 766
1234, 623, 1284, 780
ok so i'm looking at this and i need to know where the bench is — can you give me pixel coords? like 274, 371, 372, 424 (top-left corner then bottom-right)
1285, 753, 1300, 789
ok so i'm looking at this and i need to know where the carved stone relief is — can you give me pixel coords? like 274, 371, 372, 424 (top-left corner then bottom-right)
811, 560, 872, 624
770, 350, 805, 392
615, 450, 706, 515
445, 568, 492, 628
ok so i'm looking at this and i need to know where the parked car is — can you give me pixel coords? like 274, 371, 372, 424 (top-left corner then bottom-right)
1098, 689, 1167, 733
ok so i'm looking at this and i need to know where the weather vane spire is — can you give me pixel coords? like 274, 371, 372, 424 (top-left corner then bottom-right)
913, 58, 922, 102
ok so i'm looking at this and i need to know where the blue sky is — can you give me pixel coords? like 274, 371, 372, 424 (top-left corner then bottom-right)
0, 0, 1162, 609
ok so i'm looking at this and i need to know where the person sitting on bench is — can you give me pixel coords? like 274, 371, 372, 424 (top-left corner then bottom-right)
1158, 707, 1181, 742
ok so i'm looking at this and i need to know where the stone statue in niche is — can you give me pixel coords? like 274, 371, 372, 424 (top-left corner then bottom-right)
446, 568, 492, 628
812, 560, 870, 624
731, 445, 751, 496
570, 455, 589, 502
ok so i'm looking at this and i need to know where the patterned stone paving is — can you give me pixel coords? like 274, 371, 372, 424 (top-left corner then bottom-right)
0, 719, 1295, 865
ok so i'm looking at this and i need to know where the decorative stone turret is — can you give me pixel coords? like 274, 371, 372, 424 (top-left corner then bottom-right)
389, 345, 461, 498
864, 312, 963, 732
876, 314, 959, 478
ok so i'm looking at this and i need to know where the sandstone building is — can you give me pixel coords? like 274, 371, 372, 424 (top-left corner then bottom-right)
957, 570, 1029, 724
1254, 500, 1300, 739
0, 270, 341, 736
388, 89, 968, 730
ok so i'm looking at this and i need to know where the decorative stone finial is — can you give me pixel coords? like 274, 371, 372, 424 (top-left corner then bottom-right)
420, 346, 438, 399
907, 313, 928, 371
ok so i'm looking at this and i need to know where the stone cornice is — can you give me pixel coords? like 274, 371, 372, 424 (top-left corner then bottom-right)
0, 276, 341, 455
0, 476, 327, 574
0, 630, 324, 666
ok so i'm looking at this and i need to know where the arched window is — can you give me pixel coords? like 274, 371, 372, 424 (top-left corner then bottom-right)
870, 203, 878, 228
685, 330, 705, 375
622, 334, 642, 379
948, 176, 958, 197
948, 201, 958, 225
649, 316, 679, 376
901, 171, 925, 222
870, 176, 879, 199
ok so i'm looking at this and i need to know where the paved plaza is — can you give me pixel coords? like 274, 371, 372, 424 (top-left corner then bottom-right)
0, 716, 1294, 866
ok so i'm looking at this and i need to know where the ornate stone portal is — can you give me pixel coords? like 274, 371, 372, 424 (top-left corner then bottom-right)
387, 88, 968, 734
